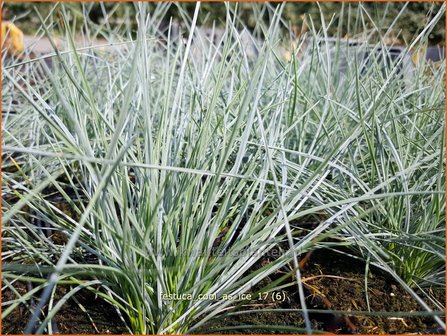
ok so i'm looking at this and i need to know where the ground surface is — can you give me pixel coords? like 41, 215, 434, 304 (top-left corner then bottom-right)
2, 283, 129, 334
3, 248, 445, 334
198, 248, 445, 334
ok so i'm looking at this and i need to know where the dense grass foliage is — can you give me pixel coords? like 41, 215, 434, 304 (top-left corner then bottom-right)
2, 2, 445, 334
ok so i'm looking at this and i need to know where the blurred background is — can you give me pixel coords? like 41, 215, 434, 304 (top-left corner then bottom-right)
3, 2, 445, 46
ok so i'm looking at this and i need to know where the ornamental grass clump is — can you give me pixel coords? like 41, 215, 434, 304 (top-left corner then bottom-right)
2, 2, 445, 334
279, 2, 445, 321
3, 3, 315, 333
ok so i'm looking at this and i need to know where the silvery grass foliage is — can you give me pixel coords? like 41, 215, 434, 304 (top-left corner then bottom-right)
2, 2, 445, 334
2, 3, 315, 333
283, 1, 446, 306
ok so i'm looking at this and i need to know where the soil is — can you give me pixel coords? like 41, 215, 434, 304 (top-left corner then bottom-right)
2, 283, 129, 334
197, 248, 445, 334
2, 248, 445, 334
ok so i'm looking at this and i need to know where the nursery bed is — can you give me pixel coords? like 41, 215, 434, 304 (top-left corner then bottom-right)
199, 249, 445, 334
2, 282, 128, 334
3, 248, 444, 334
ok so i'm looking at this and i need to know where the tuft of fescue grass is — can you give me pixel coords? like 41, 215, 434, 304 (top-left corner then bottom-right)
2, 2, 445, 334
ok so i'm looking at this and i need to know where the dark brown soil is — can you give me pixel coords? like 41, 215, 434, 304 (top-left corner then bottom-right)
301, 249, 445, 334
2, 282, 129, 334
3, 248, 445, 334
197, 248, 445, 334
